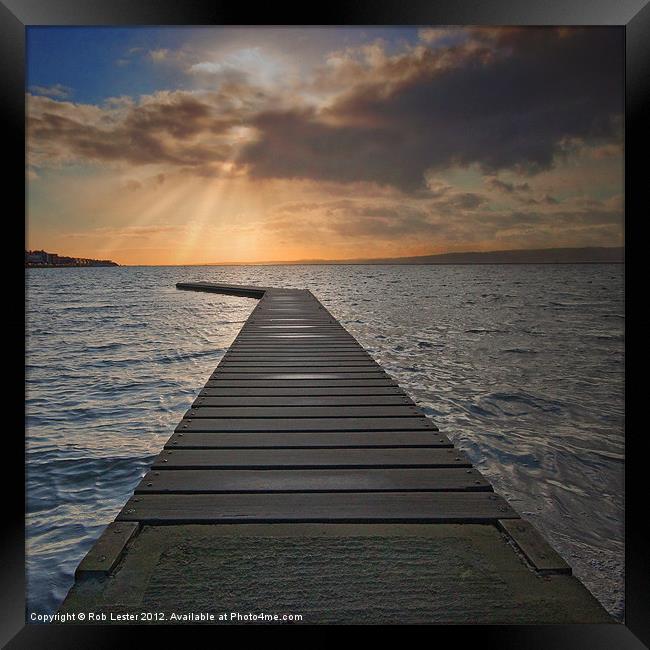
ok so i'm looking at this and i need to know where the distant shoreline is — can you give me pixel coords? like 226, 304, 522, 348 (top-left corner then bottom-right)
24, 246, 624, 268
25, 263, 119, 268
24, 261, 625, 269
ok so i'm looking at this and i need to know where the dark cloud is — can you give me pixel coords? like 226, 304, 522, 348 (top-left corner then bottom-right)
437, 192, 487, 210
242, 108, 418, 189
28, 93, 237, 168
242, 28, 623, 190
488, 178, 531, 194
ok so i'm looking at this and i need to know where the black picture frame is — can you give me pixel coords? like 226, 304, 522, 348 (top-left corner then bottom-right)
4, 0, 648, 645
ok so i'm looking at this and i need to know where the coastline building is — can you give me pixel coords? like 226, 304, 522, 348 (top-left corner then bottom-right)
25, 250, 118, 267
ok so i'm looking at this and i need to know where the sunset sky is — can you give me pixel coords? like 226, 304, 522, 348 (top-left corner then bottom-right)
26, 27, 624, 266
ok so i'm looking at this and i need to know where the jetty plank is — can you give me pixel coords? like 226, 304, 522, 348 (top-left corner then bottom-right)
118, 492, 517, 524
212, 370, 387, 378
222, 360, 377, 365
222, 355, 374, 360
175, 416, 437, 432
165, 431, 452, 449
199, 386, 405, 396
74, 522, 139, 578
184, 406, 420, 418
135, 468, 491, 494
498, 519, 572, 575
213, 367, 383, 374
152, 448, 468, 469
204, 380, 399, 387
192, 396, 413, 406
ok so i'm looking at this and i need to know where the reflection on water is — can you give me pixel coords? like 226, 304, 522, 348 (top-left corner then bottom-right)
26, 264, 624, 618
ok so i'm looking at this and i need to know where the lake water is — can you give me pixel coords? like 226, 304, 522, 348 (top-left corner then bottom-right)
25, 264, 625, 619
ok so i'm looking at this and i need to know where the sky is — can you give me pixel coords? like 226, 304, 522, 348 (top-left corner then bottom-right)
26, 26, 624, 265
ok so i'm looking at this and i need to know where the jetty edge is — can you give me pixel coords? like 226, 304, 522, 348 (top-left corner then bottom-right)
59, 281, 611, 624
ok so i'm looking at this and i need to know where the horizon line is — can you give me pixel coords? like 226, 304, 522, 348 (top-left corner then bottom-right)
121, 245, 626, 267
26, 244, 625, 268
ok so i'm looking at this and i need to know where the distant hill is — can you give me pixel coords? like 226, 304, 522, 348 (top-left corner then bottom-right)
201, 246, 624, 266
336, 246, 625, 265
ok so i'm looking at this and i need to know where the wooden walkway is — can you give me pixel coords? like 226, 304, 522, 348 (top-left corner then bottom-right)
118, 282, 519, 525
61, 281, 612, 623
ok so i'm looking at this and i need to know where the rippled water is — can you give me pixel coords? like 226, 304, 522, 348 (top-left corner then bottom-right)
25, 264, 624, 619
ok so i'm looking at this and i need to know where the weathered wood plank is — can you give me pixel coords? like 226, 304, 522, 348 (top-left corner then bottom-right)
231, 341, 361, 345
249, 312, 327, 316
224, 353, 372, 359
135, 468, 491, 494
211, 372, 389, 380
74, 522, 140, 578
219, 363, 379, 369
221, 360, 379, 366
176, 416, 437, 432
199, 386, 405, 396
204, 380, 398, 387
213, 369, 385, 375
243, 325, 344, 329
238, 325, 348, 329
153, 448, 465, 468
222, 359, 374, 364
237, 328, 349, 332
242, 331, 347, 335
165, 431, 452, 448
118, 492, 517, 523
192, 395, 413, 407
235, 334, 352, 345
230, 344, 365, 348
219, 357, 374, 364
184, 405, 421, 418
498, 519, 572, 575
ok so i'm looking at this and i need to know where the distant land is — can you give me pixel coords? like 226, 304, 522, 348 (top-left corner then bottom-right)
25, 250, 119, 268
192, 246, 624, 267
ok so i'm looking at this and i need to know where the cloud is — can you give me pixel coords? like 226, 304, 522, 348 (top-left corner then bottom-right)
486, 176, 564, 206
67, 224, 184, 239
149, 48, 171, 62
488, 178, 531, 194
263, 188, 492, 243
28, 28, 622, 195
188, 47, 292, 92
418, 28, 469, 48
241, 28, 623, 191
29, 83, 72, 99
124, 179, 142, 191
257, 199, 446, 246
27, 91, 242, 169
438, 192, 487, 210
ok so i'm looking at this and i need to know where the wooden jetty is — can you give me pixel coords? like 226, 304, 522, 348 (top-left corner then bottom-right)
61, 282, 611, 623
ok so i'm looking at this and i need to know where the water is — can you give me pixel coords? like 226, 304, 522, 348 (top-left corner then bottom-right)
25, 264, 625, 619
